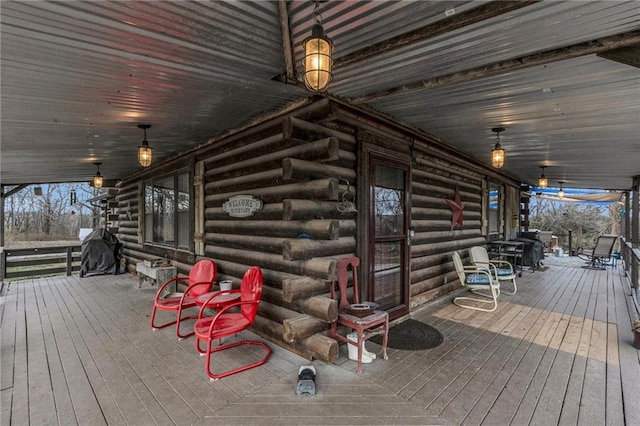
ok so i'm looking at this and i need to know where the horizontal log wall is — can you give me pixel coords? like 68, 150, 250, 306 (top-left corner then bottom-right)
201, 116, 358, 361
114, 114, 356, 362
409, 151, 487, 309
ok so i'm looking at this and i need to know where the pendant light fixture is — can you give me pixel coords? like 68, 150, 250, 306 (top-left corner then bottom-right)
557, 181, 565, 199
93, 162, 103, 188
137, 124, 152, 167
302, 1, 333, 92
538, 166, 548, 189
491, 127, 506, 168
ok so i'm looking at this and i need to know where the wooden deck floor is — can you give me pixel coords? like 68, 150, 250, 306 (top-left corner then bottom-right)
2, 263, 640, 425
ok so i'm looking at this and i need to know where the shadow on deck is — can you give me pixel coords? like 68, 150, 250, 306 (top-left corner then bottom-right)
2, 263, 639, 425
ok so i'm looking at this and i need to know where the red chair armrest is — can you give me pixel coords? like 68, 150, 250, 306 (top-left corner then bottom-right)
196, 289, 241, 318
154, 276, 188, 301
183, 280, 215, 297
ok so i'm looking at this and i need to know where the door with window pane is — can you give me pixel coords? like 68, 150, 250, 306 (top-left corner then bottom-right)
368, 156, 410, 319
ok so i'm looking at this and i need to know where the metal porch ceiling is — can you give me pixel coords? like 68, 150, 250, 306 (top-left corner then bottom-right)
1, 1, 639, 191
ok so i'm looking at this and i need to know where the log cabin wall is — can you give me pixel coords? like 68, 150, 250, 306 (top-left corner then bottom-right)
117, 99, 360, 362
321, 102, 521, 312
408, 153, 486, 309
115, 97, 522, 363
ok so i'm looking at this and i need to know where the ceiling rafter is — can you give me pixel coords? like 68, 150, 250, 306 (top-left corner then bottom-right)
278, 0, 296, 81
598, 44, 640, 69
334, 1, 539, 69
351, 30, 640, 104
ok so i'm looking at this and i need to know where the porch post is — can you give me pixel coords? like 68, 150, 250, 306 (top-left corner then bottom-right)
624, 190, 631, 277
0, 185, 5, 283
632, 177, 639, 290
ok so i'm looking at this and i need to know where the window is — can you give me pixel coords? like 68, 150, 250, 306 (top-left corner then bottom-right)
144, 170, 191, 250
487, 181, 502, 238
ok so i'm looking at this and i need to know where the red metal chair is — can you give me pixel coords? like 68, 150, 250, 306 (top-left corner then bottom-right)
150, 259, 217, 339
194, 266, 271, 380
330, 256, 388, 373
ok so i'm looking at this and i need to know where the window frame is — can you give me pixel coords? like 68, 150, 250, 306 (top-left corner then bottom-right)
486, 180, 504, 240
143, 168, 193, 251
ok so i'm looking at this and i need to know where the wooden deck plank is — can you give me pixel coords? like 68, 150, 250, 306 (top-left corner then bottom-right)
24, 282, 58, 425
449, 300, 555, 424
0, 281, 17, 392
578, 319, 608, 425
393, 301, 515, 398
605, 322, 624, 426
68, 287, 220, 421
2, 262, 639, 425
10, 282, 30, 425
66, 276, 212, 418
528, 266, 606, 426
34, 278, 78, 425
60, 277, 195, 425
79, 275, 245, 407
419, 303, 529, 414
51, 277, 168, 425
508, 268, 589, 425
39, 278, 119, 425
475, 266, 585, 425
558, 317, 594, 426
429, 268, 568, 424
0, 280, 18, 426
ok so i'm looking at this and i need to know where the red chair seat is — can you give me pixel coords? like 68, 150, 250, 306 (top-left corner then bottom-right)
194, 313, 250, 339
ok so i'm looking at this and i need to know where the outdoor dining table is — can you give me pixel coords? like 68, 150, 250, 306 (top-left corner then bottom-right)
488, 240, 524, 276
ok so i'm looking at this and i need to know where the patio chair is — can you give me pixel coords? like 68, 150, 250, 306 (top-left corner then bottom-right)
150, 259, 217, 339
193, 266, 271, 380
452, 251, 499, 312
330, 256, 388, 374
577, 234, 618, 269
470, 246, 517, 295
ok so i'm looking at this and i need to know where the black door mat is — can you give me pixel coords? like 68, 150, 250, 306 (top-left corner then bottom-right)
370, 318, 443, 350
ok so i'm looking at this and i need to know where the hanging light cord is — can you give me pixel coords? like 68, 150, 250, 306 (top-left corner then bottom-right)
313, 1, 322, 24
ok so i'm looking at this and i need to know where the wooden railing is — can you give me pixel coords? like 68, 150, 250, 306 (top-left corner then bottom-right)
1, 245, 82, 280
620, 239, 640, 313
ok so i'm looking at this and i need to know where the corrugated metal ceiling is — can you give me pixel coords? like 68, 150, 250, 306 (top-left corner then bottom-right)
1, 0, 639, 190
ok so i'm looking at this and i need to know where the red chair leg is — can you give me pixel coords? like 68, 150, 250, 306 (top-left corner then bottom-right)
150, 305, 178, 330
175, 306, 196, 340
205, 340, 272, 381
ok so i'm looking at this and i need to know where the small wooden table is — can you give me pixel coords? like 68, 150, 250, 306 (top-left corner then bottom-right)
136, 263, 177, 289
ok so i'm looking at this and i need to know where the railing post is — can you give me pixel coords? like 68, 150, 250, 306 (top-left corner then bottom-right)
0, 248, 5, 284
66, 246, 73, 276
568, 229, 572, 256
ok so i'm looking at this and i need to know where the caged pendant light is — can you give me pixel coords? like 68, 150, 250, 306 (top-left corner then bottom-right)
491, 127, 506, 168
93, 162, 103, 188
538, 166, 548, 189
557, 181, 565, 199
302, 1, 333, 92
137, 124, 153, 167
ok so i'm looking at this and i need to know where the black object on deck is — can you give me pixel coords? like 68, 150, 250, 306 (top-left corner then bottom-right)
80, 228, 121, 277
